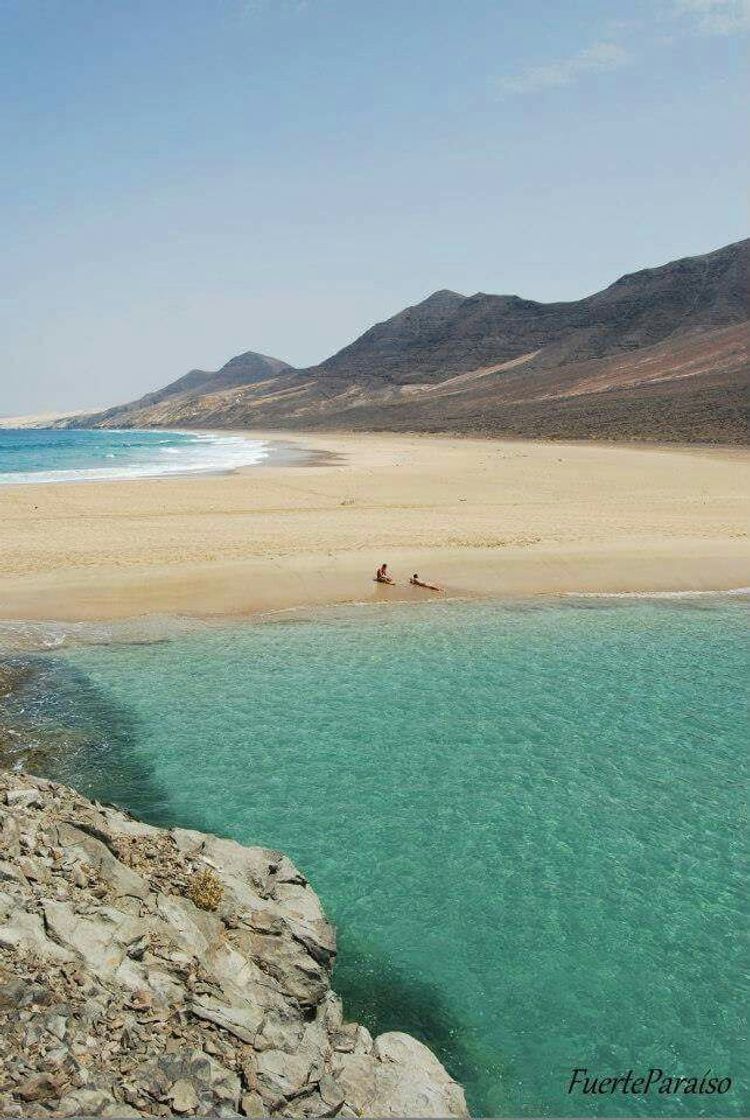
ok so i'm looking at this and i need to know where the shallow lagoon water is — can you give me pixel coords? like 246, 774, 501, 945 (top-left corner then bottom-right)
16, 598, 750, 1116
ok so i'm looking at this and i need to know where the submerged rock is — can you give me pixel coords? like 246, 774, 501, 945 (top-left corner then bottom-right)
0, 771, 468, 1117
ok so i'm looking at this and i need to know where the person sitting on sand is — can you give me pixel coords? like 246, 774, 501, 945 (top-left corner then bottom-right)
375, 563, 394, 584
410, 573, 443, 592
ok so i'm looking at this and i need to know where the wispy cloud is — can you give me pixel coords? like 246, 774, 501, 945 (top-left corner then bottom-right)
671, 0, 750, 34
493, 1, 748, 99
496, 41, 631, 97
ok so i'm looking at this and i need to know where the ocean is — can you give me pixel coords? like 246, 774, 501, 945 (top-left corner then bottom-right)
0, 427, 268, 483
2, 597, 748, 1116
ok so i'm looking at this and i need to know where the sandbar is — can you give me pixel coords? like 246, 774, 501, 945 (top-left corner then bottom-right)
0, 431, 748, 623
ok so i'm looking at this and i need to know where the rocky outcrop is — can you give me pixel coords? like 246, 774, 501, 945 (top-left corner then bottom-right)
0, 772, 467, 1118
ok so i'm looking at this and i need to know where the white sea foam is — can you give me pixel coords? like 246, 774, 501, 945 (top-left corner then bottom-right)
566, 588, 750, 600
0, 433, 269, 485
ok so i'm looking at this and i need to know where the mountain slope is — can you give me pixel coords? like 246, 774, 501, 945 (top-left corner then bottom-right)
85, 351, 291, 427
73, 239, 750, 443
301, 238, 749, 386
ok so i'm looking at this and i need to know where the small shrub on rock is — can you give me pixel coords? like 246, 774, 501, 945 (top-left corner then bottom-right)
186, 867, 223, 911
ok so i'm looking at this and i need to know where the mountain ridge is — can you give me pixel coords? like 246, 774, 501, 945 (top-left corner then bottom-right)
65, 238, 750, 443
85, 351, 291, 427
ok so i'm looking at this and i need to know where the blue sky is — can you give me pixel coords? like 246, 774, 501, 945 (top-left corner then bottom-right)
1, 0, 747, 413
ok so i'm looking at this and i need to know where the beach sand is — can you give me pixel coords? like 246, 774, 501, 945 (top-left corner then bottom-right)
1, 432, 748, 623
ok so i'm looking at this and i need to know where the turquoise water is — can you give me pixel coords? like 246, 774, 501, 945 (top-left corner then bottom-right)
0, 427, 267, 483
21, 599, 750, 1116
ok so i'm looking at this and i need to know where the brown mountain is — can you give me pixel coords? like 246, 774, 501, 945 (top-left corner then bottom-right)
73, 238, 750, 443
83, 351, 292, 428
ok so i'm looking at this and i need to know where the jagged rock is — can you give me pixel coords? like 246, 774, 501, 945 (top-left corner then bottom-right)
42, 900, 147, 978
0, 860, 27, 887
236, 928, 329, 1007
54, 823, 149, 900
253, 1008, 304, 1053
56, 1088, 114, 1116
330, 1051, 377, 1114
0, 771, 469, 1118
203, 1055, 241, 1109
0, 908, 74, 960
0, 1094, 23, 1118
281, 1088, 338, 1118
255, 1047, 316, 1101
166, 1079, 199, 1113
155, 893, 221, 957
17, 856, 50, 884
240, 1091, 266, 1117
189, 995, 263, 1043
5, 789, 42, 809
15, 1073, 65, 1102
373, 1032, 470, 1117
318, 1073, 346, 1111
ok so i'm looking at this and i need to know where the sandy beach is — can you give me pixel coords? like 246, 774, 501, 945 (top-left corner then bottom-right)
0, 431, 748, 624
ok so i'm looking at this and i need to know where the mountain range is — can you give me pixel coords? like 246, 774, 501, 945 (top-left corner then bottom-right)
69, 238, 750, 443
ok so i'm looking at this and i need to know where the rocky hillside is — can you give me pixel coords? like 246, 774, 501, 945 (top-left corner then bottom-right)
67, 238, 750, 442
303, 238, 749, 387
0, 771, 468, 1118
84, 352, 292, 430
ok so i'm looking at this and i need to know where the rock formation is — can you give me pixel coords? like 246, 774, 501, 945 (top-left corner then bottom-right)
0, 771, 468, 1118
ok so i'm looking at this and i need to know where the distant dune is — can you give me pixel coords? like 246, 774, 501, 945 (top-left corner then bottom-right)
60, 238, 750, 443
0, 411, 94, 429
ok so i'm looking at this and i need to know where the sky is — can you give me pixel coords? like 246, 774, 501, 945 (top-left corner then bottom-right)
0, 0, 747, 414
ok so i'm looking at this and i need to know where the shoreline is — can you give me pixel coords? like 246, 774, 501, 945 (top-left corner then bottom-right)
0, 430, 332, 487
1, 542, 749, 629
0, 585, 748, 656
1, 430, 748, 626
